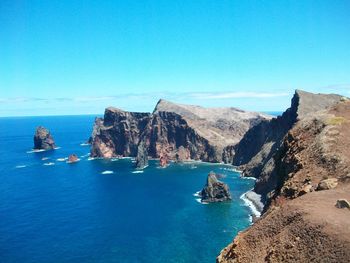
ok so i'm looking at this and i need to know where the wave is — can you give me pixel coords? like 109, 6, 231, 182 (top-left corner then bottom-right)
132, 170, 144, 174
27, 149, 46, 153
54, 147, 61, 150
56, 158, 68, 162
43, 162, 55, 166
66, 159, 80, 164
195, 198, 209, 205
193, 191, 201, 197
41, 157, 49, 160
80, 153, 90, 158
87, 157, 96, 161
15, 165, 27, 168
80, 143, 90, 146
240, 190, 263, 220
111, 158, 119, 162
101, 170, 114, 175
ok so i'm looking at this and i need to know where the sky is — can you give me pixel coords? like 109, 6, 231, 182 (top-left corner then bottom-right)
1, 0, 350, 116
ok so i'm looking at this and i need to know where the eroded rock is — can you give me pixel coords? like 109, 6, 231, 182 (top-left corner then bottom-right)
317, 178, 338, 191
34, 126, 56, 150
201, 172, 232, 202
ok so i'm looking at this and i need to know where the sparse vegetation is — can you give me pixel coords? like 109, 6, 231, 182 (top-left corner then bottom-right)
326, 116, 347, 126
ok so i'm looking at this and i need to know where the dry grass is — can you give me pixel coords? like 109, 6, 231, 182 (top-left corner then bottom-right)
326, 116, 347, 126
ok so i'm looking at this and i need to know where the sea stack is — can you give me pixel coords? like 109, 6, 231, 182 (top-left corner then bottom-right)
201, 172, 232, 202
33, 126, 56, 150
68, 154, 79, 163
135, 141, 148, 169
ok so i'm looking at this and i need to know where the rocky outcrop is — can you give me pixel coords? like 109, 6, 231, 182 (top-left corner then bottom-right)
135, 140, 148, 169
232, 90, 344, 203
68, 154, 79, 163
34, 126, 56, 150
217, 96, 350, 263
90, 100, 270, 163
336, 199, 350, 209
90, 107, 151, 158
201, 172, 232, 202
317, 178, 338, 191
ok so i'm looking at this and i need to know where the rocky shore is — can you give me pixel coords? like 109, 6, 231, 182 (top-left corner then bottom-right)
217, 91, 350, 262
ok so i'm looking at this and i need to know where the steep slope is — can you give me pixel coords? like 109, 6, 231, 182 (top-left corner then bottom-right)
232, 90, 343, 203
90, 100, 270, 164
217, 98, 350, 263
90, 107, 151, 158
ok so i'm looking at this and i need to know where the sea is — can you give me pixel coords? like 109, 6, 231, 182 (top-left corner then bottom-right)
0, 115, 256, 263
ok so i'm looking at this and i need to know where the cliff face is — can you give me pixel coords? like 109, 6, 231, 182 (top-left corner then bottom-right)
232, 90, 343, 202
218, 95, 350, 262
90, 100, 270, 164
90, 107, 151, 158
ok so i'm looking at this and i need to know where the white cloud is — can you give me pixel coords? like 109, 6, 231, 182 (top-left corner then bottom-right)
188, 91, 289, 100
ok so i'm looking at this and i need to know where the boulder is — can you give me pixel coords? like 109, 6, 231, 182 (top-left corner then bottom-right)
201, 172, 232, 202
335, 199, 350, 209
316, 178, 338, 191
34, 126, 56, 150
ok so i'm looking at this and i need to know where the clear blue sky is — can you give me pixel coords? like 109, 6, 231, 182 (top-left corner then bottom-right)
1, 0, 350, 116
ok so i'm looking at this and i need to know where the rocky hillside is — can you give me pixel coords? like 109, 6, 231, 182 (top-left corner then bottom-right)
231, 90, 344, 203
217, 95, 350, 262
89, 100, 270, 164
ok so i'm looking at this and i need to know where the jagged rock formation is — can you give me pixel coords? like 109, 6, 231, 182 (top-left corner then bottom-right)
90, 107, 151, 158
33, 126, 56, 150
135, 140, 148, 169
231, 90, 344, 203
90, 100, 270, 163
201, 172, 232, 202
217, 95, 350, 263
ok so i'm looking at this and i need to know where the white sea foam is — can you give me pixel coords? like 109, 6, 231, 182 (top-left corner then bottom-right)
56, 158, 68, 162
43, 162, 55, 166
41, 157, 49, 160
15, 165, 27, 168
101, 170, 114, 175
54, 147, 61, 150
80, 143, 90, 146
111, 158, 119, 162
195, 198, 208, 205
193, 191, 201, 197
27, 149, 46, 153
87, 157, 96, 161
80, 153, 90, 158
132, 170, 144, 174
66, 158, 80, 164
240, 190, 263, 220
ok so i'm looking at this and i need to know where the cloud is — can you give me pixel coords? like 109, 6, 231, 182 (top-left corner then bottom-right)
187, 91, 290, 100
0, 91, 291, 105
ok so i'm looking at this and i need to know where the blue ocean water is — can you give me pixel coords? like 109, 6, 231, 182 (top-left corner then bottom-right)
0, 116, 255, 263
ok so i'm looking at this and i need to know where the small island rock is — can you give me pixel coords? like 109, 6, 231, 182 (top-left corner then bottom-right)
201, 172, 232, 202
68, 154, 79, 163
34, 126, 56, 150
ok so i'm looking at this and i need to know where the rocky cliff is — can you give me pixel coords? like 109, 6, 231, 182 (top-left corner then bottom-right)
232, 90, 344, 203
90, 107, 151, 158
90, 100, 270, 165
217, 93, 350, 262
